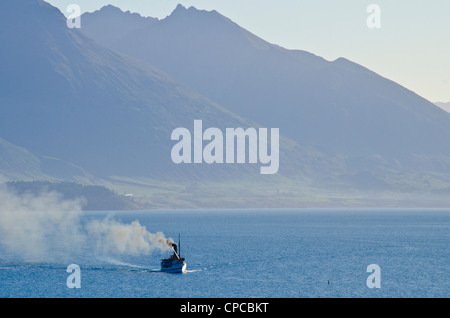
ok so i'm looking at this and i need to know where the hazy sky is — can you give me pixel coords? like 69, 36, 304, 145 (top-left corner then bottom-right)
46, 0, 450, 103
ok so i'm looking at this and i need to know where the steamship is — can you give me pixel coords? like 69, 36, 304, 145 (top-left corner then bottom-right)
161, 235, 186, 273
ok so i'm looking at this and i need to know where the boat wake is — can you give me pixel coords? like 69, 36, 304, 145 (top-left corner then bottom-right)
185, 269, 202, 273
103, 257, 204, 273
104, 258, 146, 269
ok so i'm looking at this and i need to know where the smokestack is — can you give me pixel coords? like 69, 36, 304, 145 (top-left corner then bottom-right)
166, 238, 180, 259
172, 242, 177, 254
171, 242, 181, 260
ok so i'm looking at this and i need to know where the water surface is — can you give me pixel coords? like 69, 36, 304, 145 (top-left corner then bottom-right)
0, 209, 448, 298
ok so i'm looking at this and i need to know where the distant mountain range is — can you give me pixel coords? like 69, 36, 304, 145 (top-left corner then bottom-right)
2, 0, 450, 208
81, 5, 450, 161
1, 0, 298, 181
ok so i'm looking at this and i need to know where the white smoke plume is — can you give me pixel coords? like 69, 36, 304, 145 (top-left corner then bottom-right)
87, 217, 169, 256
0, 185, 171, 263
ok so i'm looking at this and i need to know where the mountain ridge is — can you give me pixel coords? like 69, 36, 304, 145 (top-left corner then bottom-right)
2, 0, 450, 208
81, 4, 450, 162
1, 0, 326, 183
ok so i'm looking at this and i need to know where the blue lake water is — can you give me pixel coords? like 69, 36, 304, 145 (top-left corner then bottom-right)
0, 209, 449, 298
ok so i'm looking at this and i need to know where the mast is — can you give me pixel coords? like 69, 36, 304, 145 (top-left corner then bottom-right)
178, 233, 181, 258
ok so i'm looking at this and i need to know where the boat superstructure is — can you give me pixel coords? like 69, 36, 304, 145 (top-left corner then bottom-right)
161, 235, 186, 273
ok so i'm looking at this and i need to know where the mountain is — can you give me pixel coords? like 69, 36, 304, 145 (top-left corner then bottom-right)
81, 5, 450, 176
1, 0, 313, 183
0, 136, 94, 183
2, 0, 450, 208
81, 5, 158, 48
0, 137, 47, 182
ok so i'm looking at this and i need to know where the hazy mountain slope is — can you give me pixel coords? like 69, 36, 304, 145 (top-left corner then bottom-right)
81, 5, 450, 175
0, 0, 242, 179
0, 137, 93, 183
1, 0, 333, 184
2, 1, 450, 208
0, 137, 46, 182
